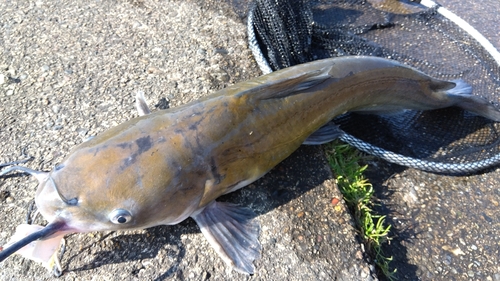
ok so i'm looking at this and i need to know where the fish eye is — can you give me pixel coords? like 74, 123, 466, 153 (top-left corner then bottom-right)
66, 197, 78, 206
109, 209, 132, 224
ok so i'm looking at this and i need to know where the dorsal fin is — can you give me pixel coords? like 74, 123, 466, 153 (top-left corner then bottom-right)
237, 66, 333, 100
135, 91, 151, 116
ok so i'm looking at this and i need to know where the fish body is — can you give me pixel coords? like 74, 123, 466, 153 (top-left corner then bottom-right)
2, 56, 500, 274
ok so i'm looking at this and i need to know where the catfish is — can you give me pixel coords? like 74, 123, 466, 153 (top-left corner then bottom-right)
1, 56, 499, 274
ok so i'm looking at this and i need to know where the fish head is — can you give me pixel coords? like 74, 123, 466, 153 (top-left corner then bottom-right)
36, 156, 160, 234
33, 166, 128, 234
35, 130, 204, 234
2, 116, 205, 263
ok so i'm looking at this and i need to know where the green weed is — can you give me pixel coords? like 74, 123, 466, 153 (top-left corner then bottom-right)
324, 141, 396, 280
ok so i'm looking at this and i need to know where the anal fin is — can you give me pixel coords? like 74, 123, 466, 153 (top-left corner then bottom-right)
191, 201, 261, 274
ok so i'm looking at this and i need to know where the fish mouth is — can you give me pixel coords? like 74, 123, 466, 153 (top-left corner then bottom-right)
0, 219, 68, 263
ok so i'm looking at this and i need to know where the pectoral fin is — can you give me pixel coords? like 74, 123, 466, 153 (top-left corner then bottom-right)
191, 201, 261, 274
303, 122, 344, 145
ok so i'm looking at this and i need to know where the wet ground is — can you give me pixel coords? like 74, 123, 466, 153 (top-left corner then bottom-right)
0, 0, 499, 280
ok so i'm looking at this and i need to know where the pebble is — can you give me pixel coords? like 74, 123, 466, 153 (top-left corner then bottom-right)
52, 104, 61, 113
213, 70, 229, 82
213, 47, 228, 55
7, 68, 15, 76
197, 48, 207, 56
443, 254, 452, 265
45, 120, 55, 129
361, 265, 372, 278
0, 190, 10, 201
0, 74, 5, 85
355, 250, 363, 259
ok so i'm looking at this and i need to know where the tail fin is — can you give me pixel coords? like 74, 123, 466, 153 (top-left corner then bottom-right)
446, 79, 500, 122
447, 79, 473, 96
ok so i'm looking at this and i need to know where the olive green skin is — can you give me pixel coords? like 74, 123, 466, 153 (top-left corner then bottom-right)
35, 56, 459, 233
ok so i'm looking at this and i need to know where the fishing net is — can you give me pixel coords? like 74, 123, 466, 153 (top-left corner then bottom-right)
247, 0, 500, 174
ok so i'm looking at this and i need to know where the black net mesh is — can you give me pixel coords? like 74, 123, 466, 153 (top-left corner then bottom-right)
248, 0, 500, 174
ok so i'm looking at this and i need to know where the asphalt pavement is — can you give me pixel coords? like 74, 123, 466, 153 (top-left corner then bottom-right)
0, 0, 499, 281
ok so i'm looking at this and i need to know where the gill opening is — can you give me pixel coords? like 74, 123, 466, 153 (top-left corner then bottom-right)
48, 176, 78, 206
